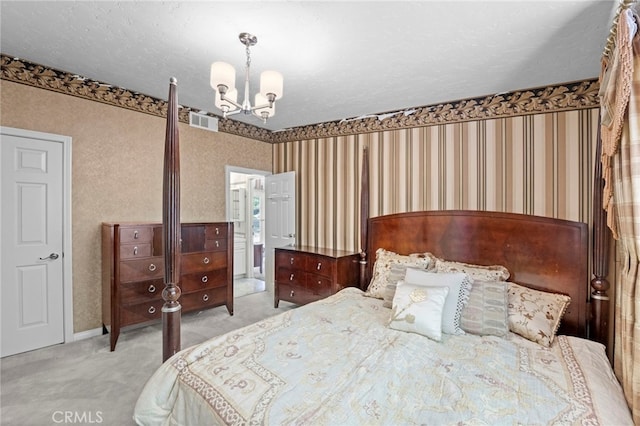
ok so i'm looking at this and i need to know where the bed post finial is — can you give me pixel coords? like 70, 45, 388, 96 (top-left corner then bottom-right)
591, 121, 610, 348
359, 146, 369, 290
162, 77, 182, 362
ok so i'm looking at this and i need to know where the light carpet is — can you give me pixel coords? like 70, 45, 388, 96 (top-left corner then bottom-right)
0, 291, 294, 426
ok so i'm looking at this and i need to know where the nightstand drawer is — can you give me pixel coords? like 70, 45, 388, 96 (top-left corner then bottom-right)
306, 274, 333, 297
276, 268, 306, 286
276, 251, 306, 269
277, 282, 315, 305
306, 256, 334, 278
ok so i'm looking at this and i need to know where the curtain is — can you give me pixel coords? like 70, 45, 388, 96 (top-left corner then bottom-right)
601, 8, 640, 424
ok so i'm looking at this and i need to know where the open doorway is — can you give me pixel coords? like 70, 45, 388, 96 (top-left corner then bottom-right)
225, 166, 269, 298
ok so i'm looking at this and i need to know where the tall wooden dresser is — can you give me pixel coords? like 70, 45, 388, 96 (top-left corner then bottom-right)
102, 222, 233, 350
274, 246, 360, 307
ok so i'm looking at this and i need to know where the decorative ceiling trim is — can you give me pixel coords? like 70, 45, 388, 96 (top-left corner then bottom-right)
1, 54, 599, 144
0, 54, 272, 142
270, 79, 600, 143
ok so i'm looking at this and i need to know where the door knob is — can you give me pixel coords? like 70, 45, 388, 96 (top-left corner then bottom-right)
39, 253, 60, 260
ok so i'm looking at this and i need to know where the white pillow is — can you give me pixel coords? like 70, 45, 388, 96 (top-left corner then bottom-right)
404, 269, 471, 335
388, 281, 449, 341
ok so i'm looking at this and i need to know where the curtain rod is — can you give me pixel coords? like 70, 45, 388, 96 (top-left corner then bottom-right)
603, 0, 637, 59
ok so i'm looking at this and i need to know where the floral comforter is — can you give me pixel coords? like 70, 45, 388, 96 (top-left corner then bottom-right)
134, 288, 631, 425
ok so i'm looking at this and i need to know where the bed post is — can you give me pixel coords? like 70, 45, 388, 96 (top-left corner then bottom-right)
591, 122, 610, 347
359, 146, 369, 290
162, 77, 182, 362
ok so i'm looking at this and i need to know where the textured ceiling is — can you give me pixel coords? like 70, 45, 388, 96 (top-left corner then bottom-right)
0, 1, 617, 132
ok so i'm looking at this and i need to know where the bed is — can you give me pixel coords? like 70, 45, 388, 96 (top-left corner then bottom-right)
135, 81, 632, 424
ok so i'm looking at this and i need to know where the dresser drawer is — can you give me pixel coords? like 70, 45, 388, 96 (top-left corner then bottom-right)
306, 256, 334, 278
103, 221, 233, 351
306, 274, 333, 297
119, 243, 152, 259
276, 251, 306, 269
204, 238, 227, 252
119, 257, 164, 282
182, 251, 226, 273
182, 287, 226, 311
119, 226, 153, 243
181, 270, 226, 293
276, 268, 306, 287
277, 282, 315, 305
119, 279, 162, 304
205, 224, 228, 239
120, 299, 163, 326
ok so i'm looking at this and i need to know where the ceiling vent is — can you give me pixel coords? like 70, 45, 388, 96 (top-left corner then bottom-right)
189, 112, 218, 132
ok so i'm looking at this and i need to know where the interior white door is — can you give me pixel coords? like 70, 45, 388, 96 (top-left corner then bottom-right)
1, 130, 65, 357
264, 171, 295, 293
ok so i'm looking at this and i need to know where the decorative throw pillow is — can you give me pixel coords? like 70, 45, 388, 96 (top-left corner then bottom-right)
507, 282, 571, 347
388, 281, 449, 341
434, 258, 510, 282
382, 263, 412, 308
460, 280, 509, 337
365, 248, 435, 299
404, 269, 471, 335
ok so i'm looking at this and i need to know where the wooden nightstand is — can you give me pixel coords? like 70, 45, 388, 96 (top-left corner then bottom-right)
274, 246, 360, 307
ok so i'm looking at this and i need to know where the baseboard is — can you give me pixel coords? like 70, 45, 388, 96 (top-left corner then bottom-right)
73, 327, 103, 342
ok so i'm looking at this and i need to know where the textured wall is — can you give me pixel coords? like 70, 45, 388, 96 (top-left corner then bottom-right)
274, 109, 599, 253
1, 81, 272, 333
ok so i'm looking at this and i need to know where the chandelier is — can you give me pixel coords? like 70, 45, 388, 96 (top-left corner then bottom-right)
210, 32, 283, 123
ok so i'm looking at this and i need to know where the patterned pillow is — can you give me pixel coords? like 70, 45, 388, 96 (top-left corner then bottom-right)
434, 258, 510, 282
388, 281, 449, 341
404, 269, 472, 335
382, 263, 412, 308
507, 282, 571, 347
460, 280, 509, 337
365, 248, 435, 299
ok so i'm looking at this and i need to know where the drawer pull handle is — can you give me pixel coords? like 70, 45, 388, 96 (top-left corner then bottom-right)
317, 262, 322, 270
289, 273, 294, 281
203, 294, 209, 302
215, 240, 219, 248
148, 284, 156, 293
148, 263, 157, 272
290, 290, 295, 297
148, 306, 156, 314
133, 246, 138, 256
215, 228, 220, 235
201, 275, 208, 283
290, 257, 294, 265
318, 280, 322, 285
203, 257, 210, 264
134, 230, 139, 239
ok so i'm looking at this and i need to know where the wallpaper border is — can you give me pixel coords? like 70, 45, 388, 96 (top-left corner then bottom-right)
1, 53, 600, 144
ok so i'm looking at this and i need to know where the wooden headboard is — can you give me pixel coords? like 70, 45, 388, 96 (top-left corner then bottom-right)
365, 210, 589, 339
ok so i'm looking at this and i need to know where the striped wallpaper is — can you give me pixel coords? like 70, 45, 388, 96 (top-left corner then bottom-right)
273, 108, 599, 253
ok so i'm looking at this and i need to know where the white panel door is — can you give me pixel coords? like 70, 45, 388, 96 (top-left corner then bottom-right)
1, 131, 65, 357
264, 171, 295, 293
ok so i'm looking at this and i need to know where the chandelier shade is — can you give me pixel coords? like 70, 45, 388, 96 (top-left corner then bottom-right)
209, 32, 283, 123
210, 62, 236, 92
